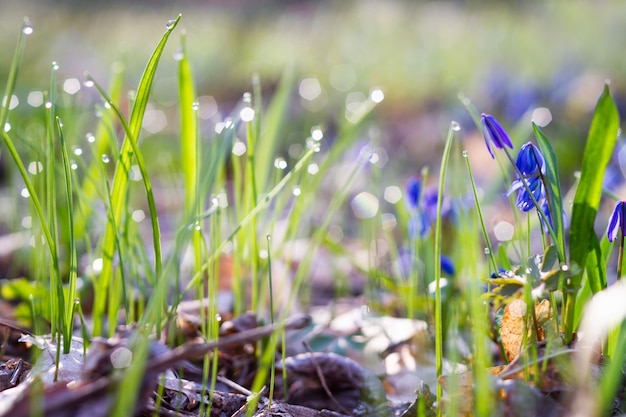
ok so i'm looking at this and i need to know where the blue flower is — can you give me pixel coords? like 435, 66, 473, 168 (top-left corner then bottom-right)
405, 176, 422, 210
515, 142, 545, 177
481, 113, 514, 158
507, 176, 545, 212
406, 179, 453, 238
607, 201, 626, 242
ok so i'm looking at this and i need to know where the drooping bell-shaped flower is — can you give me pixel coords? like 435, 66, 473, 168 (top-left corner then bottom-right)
607, 200, 626, 242
406, 176, 422, 210
515, 142, 546, 177
510, 176, 545, 212
481, 113, 514, 158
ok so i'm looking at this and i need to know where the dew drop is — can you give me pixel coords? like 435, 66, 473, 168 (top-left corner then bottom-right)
242, 92, 252, 104
21, 188, 30, 198
74, 298, 80, 305
86, 132, 96, 143
484, 247, 491, 255
307, 163, 319, 175
165, 19, 176, 29
561, 264, 569, 272
70, 162, 78, 170
51, 61, 59, 71
192, 101, 199, 111
101, 154, 110, 163
57, 118, 63, 128
240, 106, 255, 122
274, 157, 287, 170
451, 121, 461, 131
83, 80, 94, 88
266, 234, 271, 241
45, 101, 52, 109
370, 88, 384, 103
462, 150, 469, 158
22, 21, 34, 35
3, 123, 10, 132
173, 47, 183, 61
232, 141, 247, 156
73, 147, 83, 156
292, 186, 301, 196
311, 127, 324, 141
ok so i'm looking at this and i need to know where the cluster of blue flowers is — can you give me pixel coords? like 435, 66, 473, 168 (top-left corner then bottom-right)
481, 113, 554, 231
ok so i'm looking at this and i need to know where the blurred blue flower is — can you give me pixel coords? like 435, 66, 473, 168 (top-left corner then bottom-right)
481, 113, 514, 158
607, 200, 626, 242
406, 177, 452, 238
440, 254, 455, 277
406, 176, 422, 210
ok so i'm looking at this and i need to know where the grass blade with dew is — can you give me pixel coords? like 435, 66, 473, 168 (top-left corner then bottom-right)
77, 61, 125, 235
0, 20, 69, 350
246, 144, 376, 415
434, 122, 458, 413
57, 117, 79, 351
252, 67, 295, 192
564, 84, 619, 341
91, 15, 180, 336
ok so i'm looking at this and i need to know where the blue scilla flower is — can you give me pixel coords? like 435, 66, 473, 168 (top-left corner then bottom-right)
516, 142, 545, 177
507, 176, 545, 212
481, 113, 514, 159
607, 200, 626, 242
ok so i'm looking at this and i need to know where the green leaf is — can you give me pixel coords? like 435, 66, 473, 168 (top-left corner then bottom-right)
534, 124, 566, 260
564, 84, 620, 339
93, 15, 180, 337
178, 33, 197, 214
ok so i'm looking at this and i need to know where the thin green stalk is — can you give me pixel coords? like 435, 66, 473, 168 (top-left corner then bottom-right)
463, 151, 498, 274
57, 117, 78, 351
266, 234, 277, 408
434, 122, 457, 414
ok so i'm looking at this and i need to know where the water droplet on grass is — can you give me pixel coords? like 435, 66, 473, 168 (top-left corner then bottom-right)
462, 150, 468, 158
292, 186, 301, 196
307, 163, 319, 175
86, 132, 96, 143
370, 88, 384, 103
451, 121, 461, 131
83, 80, 94, 88
192, 101, 199, 111
484, 247, 491, 255
70, 162, 78, 170
22, 21, 33, 35
240, 106, 255, 122
242, 92, 252, 104
311, 127, 323, 141
274, 157, 287, 170
73, 147, 83, 156
165, 19, 176, 29
21, 188, 30, 198
101, 154, 110, 163
3, 123, 10, 132
232, 141, 246, 156
51, 62, 59, 71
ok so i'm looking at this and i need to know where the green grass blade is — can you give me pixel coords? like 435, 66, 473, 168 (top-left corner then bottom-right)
533, 123, 566, 261
178, 33, 197, 214
254, 67, 295, 191
57, 118, 78, 351
93, 15, 180, 336
0, 19, 30, 127
564, 84, 619, 340
434, 123, 457, 413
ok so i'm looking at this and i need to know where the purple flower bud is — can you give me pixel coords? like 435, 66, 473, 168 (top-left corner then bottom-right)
480, 113, 514, 158
607, 201, 626, 242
